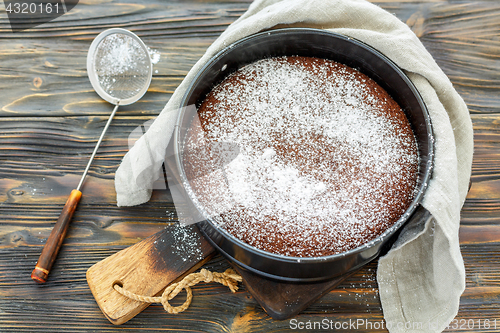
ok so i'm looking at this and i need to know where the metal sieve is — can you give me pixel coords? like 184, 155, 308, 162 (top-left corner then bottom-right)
81, 28, 153, 191
31, 28, 153, 283
87, 28, 153, 106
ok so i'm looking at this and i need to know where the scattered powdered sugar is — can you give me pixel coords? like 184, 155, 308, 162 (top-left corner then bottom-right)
170, 224, 204, 262
183, 56, 419, 257
148, 47, 161, 64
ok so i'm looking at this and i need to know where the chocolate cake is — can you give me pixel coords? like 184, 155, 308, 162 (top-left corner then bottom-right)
182, 56, 419, 257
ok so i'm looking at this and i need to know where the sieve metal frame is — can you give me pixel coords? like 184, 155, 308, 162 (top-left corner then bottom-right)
87, 28, 153, 106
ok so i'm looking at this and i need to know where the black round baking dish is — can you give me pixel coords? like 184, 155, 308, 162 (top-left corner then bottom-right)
174, 28, 434, 282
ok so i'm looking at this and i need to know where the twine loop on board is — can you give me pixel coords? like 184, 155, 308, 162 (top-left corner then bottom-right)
113, 268, 242, 314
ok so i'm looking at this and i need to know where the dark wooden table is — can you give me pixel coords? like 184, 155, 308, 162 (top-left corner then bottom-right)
1, 0, 499, 332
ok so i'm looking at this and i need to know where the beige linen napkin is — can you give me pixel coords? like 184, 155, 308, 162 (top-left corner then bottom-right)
114, 0, 474, 331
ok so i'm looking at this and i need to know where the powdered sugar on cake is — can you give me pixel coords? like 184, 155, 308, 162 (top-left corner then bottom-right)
183, 56, 419, 257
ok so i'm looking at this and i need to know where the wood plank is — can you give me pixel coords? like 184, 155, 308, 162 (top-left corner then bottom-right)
417, 2, 500, 114
0, 3, 499, 118
0, 1, 249, 38
1, 242, 500, 331
1, 0, 499, 331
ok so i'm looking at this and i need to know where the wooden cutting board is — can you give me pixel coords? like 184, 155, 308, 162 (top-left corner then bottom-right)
87, 223, 353, 324
86, 224, 215, 325
233, 265, 353, 320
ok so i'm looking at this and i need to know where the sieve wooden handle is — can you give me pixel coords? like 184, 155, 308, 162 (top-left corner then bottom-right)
31, 189, 82, 283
